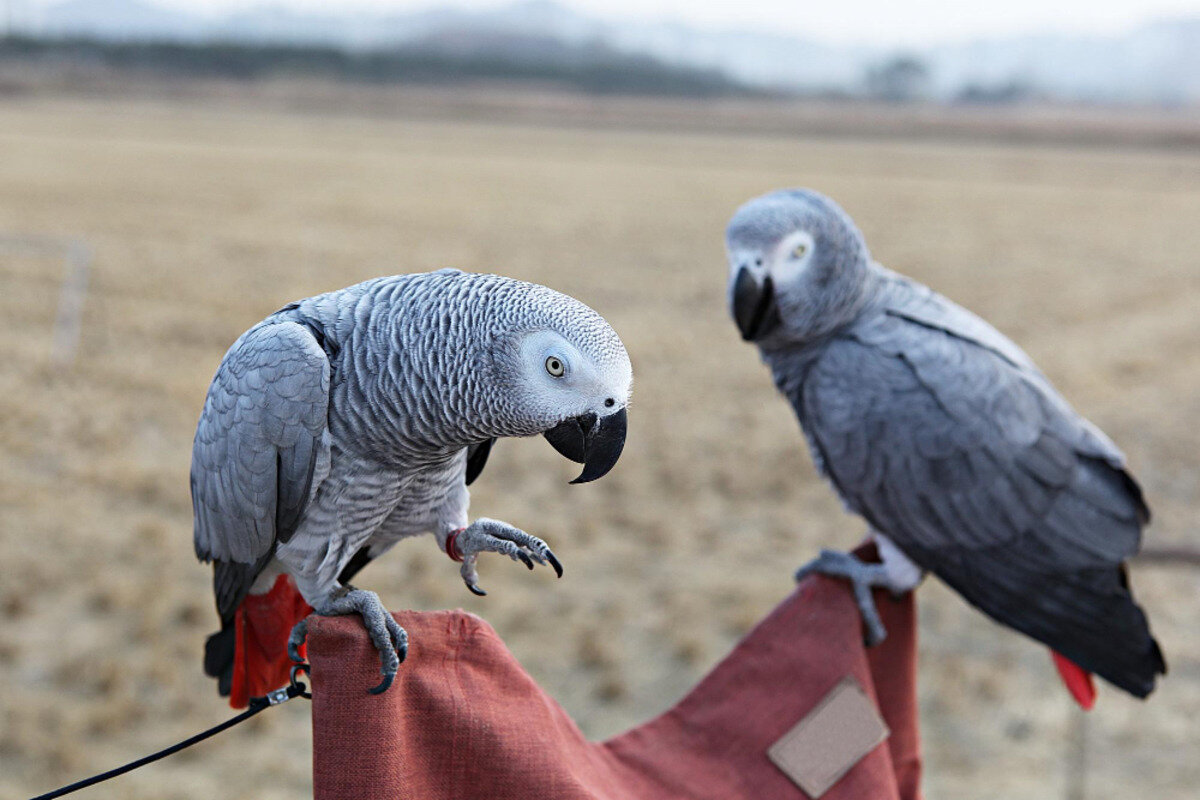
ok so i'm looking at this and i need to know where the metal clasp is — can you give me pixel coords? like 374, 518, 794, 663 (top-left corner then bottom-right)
265, 686, 291, 706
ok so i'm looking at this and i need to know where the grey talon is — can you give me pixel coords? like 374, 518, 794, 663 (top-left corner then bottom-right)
468, 583, 487, 597
368, 673, 396, 695
308, 588, 409, 694
287, 618, 309, 663
386, 620, 409, 664
794, 549, 893, 647
454, 519, 562, 584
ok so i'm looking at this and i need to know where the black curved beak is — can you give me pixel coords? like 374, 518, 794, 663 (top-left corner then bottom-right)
732, 266, 780, 341
543, 407, 627, 484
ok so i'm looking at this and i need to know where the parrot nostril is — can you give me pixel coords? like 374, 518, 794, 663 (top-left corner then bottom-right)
604, 398, 615, 408
754, 257, 762, 266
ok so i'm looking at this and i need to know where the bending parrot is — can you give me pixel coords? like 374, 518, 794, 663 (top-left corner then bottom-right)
725, 188, 1164, 707
192, 269, 631, 707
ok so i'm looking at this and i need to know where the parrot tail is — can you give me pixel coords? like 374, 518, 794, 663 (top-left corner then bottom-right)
1052, 650, 1097, 710
204, 574, 314, 709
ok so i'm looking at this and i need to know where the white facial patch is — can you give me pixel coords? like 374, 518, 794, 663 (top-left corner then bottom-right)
517, 329, 630, 417
770, 230, 816, 286
520, 330, 584, 387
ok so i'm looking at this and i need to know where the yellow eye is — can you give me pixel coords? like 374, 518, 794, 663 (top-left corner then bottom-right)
792, 243, 808, 259
545, 356, 565, 377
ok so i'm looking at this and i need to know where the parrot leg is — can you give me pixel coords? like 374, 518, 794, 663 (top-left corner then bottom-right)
453, 517, 563, 597
795, 549, 901, 646
287, 587, 408, 695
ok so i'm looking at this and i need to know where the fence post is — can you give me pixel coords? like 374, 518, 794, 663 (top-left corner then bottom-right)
0, 234, 92, 366
52, 239, 91, 366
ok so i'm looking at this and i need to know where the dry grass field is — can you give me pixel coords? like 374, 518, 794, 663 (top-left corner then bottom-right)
1, 92, 1198, 799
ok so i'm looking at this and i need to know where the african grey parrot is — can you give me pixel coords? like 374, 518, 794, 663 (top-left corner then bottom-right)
725, 188, 1164, 706
192, 269, 631, 707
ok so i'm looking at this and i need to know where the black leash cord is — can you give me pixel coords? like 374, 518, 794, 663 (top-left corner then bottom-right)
28, 666, 312, 800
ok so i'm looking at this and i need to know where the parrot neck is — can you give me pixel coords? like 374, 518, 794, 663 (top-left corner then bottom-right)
757, 262, 885, 356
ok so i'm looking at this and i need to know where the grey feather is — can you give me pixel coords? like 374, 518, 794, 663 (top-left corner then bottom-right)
191, 269, 632, 693
191, 320, 330, 619
730, 189, 1164, 698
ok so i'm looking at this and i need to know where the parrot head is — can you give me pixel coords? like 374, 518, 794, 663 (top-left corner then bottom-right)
724, 188, 872, 346
488, 283, 632, 484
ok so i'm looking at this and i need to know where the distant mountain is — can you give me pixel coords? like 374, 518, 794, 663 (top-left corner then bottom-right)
34, 0, 202, 40
22, 0, 1200, 104
928, 18, 1200, 106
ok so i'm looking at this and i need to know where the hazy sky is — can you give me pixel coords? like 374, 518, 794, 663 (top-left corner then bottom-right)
32, 0, 1200, 46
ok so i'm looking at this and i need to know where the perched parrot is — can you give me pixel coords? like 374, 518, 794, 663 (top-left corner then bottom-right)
725, 188, 1164, 707
192, 269, 631, 707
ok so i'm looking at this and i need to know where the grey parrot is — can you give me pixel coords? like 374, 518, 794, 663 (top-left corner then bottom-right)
725, 188, 1164, 706
192, 269, 631, 706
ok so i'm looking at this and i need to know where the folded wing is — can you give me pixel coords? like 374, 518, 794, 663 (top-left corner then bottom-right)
799, 278, 1163, 697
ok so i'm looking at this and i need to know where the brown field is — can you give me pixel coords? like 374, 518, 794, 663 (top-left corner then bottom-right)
1, 92, 1198, 800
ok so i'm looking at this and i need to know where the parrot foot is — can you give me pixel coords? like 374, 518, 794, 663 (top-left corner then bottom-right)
287, 588, 408, 695
795, 549, 895, 647
453, 517, 563, 596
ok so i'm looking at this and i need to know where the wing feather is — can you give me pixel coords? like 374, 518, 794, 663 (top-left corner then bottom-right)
191, 320, 330, 621
796, 287, 1163, 696
465, 438, 496, 486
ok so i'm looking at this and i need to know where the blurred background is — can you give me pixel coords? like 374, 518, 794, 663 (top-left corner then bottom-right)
1, 1, 1199, 798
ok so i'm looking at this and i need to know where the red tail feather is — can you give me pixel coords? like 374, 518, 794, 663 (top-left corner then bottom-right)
230, 574, 314, 708
1051, 650, 1096, 710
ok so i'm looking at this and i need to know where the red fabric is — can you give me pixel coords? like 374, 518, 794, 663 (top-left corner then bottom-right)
230, 574, 314, 708
1051, 651, 1096, 711
307, 548, 922, 800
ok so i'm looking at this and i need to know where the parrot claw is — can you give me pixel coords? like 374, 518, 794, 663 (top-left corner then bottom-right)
459, 555, 488, 596
453, 518, 563, 592
795, 549, 891, 647
302, 588, 408, 696
287, 618, 309, 663
368, 672, 396, 695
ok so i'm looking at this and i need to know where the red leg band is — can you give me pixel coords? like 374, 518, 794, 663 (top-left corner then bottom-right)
445, 527, 466, 562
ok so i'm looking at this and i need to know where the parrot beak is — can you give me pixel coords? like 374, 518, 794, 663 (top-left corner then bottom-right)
732, 266, 780, 341
543, 407, 627, 484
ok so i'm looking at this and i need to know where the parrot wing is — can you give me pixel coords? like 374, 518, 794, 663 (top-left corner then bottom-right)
798, 281, 1163, 697
465, 438, 496, 486
191, 319, 331, 623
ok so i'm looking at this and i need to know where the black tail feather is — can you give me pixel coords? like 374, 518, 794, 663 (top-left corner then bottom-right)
204, 624, 235, 697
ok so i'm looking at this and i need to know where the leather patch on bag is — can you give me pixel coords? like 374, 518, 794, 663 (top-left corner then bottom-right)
767, 676, 889, 797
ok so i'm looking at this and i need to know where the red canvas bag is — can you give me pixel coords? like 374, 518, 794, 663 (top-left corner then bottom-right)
308, 549, 921, 800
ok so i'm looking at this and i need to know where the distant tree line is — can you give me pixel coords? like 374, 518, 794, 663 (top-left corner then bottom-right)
0, 34, 762, 98
864, 53, 1038, 105
0, 35, 1045, 104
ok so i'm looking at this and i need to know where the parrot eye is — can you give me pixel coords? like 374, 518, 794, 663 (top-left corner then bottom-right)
792, 243, 808, 259
545, 356, 565, 377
